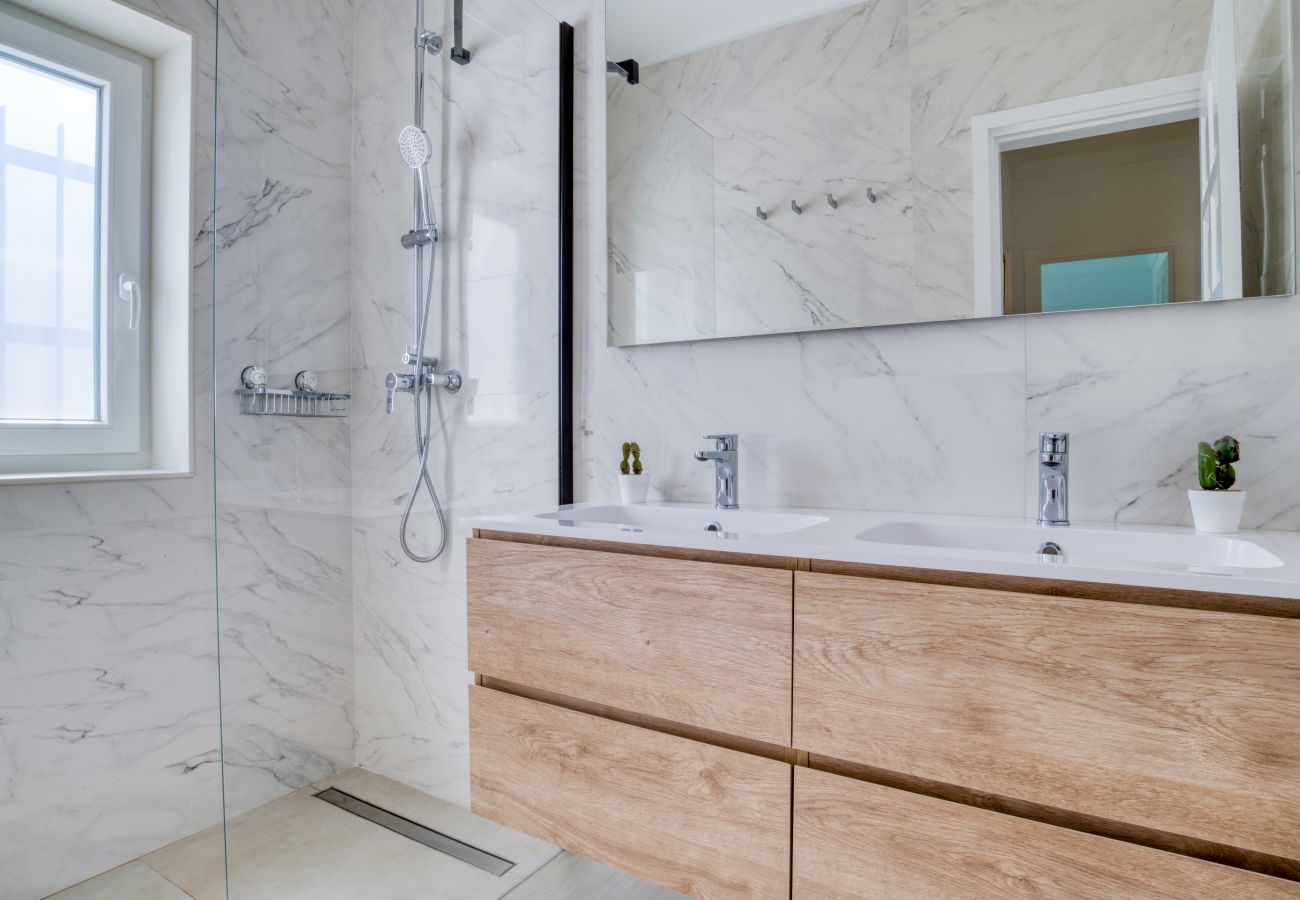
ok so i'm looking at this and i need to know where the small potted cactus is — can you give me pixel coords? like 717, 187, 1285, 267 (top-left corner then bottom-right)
618, 441, 649, 504
1188, 435, 1246, 533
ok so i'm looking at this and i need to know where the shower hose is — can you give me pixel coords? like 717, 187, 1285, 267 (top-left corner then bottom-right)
399, 237, 450, 563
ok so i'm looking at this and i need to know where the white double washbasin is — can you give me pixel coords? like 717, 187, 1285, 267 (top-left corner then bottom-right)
856, 520, 1284, 570
536, 504, 829, 536
465, 502, 1300, 599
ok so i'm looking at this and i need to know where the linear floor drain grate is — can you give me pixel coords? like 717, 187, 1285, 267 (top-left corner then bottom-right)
314, 787, 515, 876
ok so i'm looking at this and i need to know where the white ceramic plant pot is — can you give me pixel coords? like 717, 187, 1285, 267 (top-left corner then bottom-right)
1187, 489, 1246, 534
618, 473, 649, 505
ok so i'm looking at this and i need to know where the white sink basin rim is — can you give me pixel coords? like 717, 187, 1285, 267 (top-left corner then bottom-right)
857, 520, 1283, 570
536, 505, 829, 537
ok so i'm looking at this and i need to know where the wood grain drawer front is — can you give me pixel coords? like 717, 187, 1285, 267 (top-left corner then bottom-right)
468, 538, 793, 745
469, 686, 791, 900
794, 573, 1300, 860
794, 768, 1300, 899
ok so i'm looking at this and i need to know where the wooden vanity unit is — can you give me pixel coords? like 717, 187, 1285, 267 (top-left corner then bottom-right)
466, 530, 1300, 899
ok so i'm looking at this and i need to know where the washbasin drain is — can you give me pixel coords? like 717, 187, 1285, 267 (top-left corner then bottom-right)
1038, 541, 1065, 559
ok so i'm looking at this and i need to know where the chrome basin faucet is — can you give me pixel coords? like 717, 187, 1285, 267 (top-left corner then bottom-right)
695, 434, 739, 510
1037, 432, 1069, 527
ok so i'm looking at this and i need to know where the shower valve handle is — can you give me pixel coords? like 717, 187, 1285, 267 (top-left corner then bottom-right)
385, 371, 416, 413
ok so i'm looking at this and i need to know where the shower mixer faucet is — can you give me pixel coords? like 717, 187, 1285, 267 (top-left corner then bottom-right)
385, 360, 462, 413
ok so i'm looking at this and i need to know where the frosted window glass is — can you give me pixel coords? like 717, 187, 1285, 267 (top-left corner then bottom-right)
0, 53, 101, 422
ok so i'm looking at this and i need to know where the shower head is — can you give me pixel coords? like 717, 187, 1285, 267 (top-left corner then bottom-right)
399, 125, 433, 169
399, 125, 436, 234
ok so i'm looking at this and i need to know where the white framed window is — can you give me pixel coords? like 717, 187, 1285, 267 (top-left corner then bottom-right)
0, 0, 151, 473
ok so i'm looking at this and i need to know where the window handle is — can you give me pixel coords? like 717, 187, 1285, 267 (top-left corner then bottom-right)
117, 274, 142, 330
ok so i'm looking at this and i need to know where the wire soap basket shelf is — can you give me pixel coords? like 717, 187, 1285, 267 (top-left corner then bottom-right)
238, 366, 350, 418
238, 387, 351, 418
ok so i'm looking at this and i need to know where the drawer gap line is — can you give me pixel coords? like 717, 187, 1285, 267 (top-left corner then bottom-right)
809, 755, 1300, 883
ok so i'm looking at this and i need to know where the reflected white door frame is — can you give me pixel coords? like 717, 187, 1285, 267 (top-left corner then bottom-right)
1200, 0, 1244, 301
971, 73, 1204, 317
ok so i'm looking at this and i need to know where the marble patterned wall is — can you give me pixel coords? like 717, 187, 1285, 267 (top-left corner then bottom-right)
211, 0, 358, 835
0, 3, 221, 897
606, 78, 715, 343
350, 0, 563, 805
578, 0, 1300, 535
609, 1, 921, 342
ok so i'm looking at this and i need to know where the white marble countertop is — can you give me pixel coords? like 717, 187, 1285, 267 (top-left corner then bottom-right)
466, 502, 1300, 601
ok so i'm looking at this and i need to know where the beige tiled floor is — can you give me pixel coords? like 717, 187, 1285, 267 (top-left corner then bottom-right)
51, 863, 191, 900
49, 768, 681, 900
504, 852, 683, 900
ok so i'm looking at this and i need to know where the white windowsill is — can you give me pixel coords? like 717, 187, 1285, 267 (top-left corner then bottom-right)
0, 467, 193, 486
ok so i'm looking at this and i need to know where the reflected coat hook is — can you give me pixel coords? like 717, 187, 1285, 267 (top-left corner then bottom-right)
827, 193, 839, 209
866, 187, 878, 204
755, 206, 768, 221
791, 199, 803, 215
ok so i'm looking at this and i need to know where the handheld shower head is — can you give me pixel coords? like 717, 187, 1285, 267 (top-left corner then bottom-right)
399, 125, 436, 232
399, 125, 433, 169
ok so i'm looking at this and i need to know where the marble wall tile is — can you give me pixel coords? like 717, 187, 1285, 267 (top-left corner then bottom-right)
1025, 363, 1300, 529
0, 517, 220, 828
1025, 293, 1300, 374
212, 0, 355, 381
213, 507, 353, 734
350, 375, 557, 519
705, 76, 913, 262
218, 705, 356, 819
580, 370, 1026, 515
0, 531, 218, 899
714, 238, 918, 334
607, 78, 715, 345
0, 740, 225, 900
642, 1, 908, 124
211, 0, 359, 848
609, 0, 915, 343
352, 511, 475, 807
907, 0, 1200, 67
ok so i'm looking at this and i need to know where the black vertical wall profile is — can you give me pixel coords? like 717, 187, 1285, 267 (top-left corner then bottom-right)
558, 21, 575, 505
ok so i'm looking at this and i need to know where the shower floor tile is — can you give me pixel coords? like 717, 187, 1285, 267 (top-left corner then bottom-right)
506, 851, 684, 899
48, 862, 191, 900
50, 767, 681, 899
140, 768, 558, 899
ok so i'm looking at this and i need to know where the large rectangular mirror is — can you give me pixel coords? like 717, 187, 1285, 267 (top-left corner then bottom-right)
605, 0, 1295, 346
